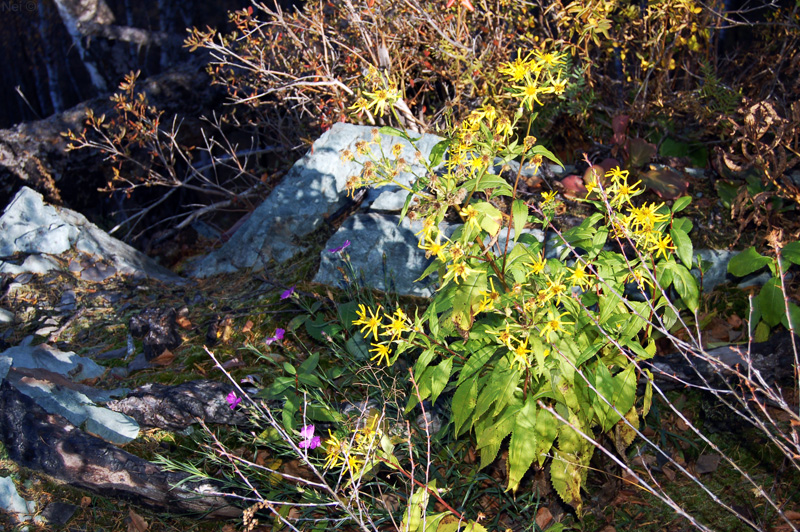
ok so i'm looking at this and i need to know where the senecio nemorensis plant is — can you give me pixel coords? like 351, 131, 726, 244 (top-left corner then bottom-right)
343, 50, 701, 514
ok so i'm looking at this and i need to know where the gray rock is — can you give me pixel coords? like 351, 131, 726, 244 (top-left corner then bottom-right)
0, 475, 35, 524
0, 355, 10, 381
314, 213, 445, 297
0, 187, 183, 284
189, 123, 443, 276
83, 404, 140, 444
41, 501, 78, 526
693, 249, 738, 292
0, 307, 13, 324
1, 343, 105, 381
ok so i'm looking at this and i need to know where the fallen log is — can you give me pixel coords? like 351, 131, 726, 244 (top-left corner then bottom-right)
646, 331, 798, 391
0, 381, 241, 518
106, 380, 249, 431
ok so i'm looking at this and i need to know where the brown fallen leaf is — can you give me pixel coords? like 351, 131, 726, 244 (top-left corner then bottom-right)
535, 506, 553, 529
242, 320, 254, 333
150, 349, 175, 366
80, 496, 92, 508
127, 508, 148, 532
784, 510, 800, 521
662, 465, 676, 481
696, 453, 721, 474
176, 316, 192, 329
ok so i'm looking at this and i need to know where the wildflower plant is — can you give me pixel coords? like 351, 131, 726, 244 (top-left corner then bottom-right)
343, 49, 704, 514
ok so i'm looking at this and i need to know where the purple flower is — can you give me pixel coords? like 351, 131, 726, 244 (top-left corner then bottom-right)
328, 240, 351, 253
298, 424, 321, 450
226, 391, 242, 410
280, 285, 296, 300
265, 328, 285, 346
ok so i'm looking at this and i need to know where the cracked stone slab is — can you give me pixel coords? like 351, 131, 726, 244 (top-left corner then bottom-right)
188, 123, 443, 277
0, 186, 184, 283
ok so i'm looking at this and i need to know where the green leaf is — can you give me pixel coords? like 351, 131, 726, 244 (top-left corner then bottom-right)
473, 358, 518, 422
551, 450, 583, 513
781, 301, 800, 332
507, 399, 538, 492
728, 247, 772, 277
671, 195, 692, 213
472, 201, 503, 236
670, 227, 693, 268
457, 344, 496, 385
594, 364, 636, 431
511, 199, 528, 242
379, 125, 419, 143
758, 277, 785, 327
533, 407, 558, 467
453, 375, 479, 436
528, 145, 564, 167
462, 174, 513, 195
298, 351, 319, 374
672, 263, 699, 312
428, 139, 452, 168
430, 357, 454, 405
642, 368, 654, 417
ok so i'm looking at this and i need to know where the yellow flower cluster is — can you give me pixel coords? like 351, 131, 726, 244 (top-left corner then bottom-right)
353, 304, 414, 366
500, 49, 569, 111
323, 419, 381, 476
349, 67, 401, 118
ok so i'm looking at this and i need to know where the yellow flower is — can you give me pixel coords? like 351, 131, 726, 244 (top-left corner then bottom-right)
539, 310, 573, 338
626, 268, 654, 291
567, 261, 593, 289
443, 260, 476, 285
363, 86, 400, 117
529, 252, 547, 275
369, 342, 392, 366
477, 277, 500, 313
630, 202, 667, 233
544, 272, 568, 306
353, 304, 383, 340
541, 190, 557, 204
650, 234, 675, 260
495, 116, 513, 138
535, 50, 566, 69
499, 50, 534, 82
513, 75, 549, 110
490, 322, 514, 349
349, 97, 371, 115
419, 232, 449, 259
511, 336, 532, 370
324, 431, 347, 470
383, 308, 410, 340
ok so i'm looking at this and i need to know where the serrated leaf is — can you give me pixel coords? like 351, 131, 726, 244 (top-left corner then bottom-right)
670, 227, 693, 268
781, 242, 800, 266
511, 199, 528, 242
457, 344, 496, 385
453, 375, 478, 436
551, 450, 583, 513
728, 246, 772, 277
534, 407, 558, 467
614, 406, 639, 456
507, 399, 538, 492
